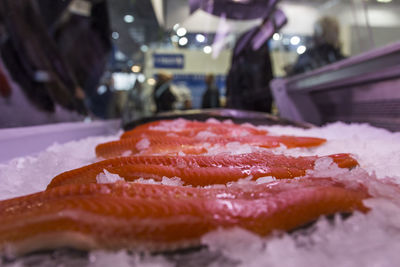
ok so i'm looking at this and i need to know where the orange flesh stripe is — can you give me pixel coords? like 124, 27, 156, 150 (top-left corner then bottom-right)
47, 152, 358, 188
121, 119, 268, 139
96, 135, 326, 159
139, 144, 209, 155
0, 179, 369, 255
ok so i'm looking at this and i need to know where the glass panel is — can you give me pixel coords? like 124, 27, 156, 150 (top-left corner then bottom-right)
273, 0, 400, 76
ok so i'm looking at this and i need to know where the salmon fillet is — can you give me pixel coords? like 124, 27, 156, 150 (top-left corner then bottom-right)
96, 135, 326, 158
121, 119, 269, 139
0, 178, 369, 256
47, 152, 358, 188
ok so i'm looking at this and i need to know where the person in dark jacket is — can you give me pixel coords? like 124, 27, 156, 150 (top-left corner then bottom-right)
226, 27, 274, 113
153, 72, 176, 113
202, 74, 220, 109
290, 16, 345, 75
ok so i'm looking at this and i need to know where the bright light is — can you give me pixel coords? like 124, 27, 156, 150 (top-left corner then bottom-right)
131, 65, 141, 73
173, 23, 180, 31
123, 15, 134, 23
176, 27, 187, 37
290, 36, 301, 45
297, 45, 307, 55
140, 45, 148, 52
137, 74, 146, 83
112, 72, 136, 90
171, 35, 179, 42
272, 33, 281, 41
178, 37, 188, 46
196, 34, 206, 43
111, 32, 119, 40
377, 0, 392, 3
147, 78, 156, 86
115, 51, 126, 61
203, 45, 212, 54
97, 85, 107, 95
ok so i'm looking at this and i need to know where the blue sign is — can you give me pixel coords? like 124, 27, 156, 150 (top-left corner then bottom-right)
153, 54, 184, 69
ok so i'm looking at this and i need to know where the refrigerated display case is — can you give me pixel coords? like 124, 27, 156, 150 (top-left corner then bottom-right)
271, 41, 400, 131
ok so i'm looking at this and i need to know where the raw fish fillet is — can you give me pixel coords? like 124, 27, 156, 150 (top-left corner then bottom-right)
47, 152, 358, 188
121, 119, 269, 139
0, 178, 369, 256
96, 135, 326, 158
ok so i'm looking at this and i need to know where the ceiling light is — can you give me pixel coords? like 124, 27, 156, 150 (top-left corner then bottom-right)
176, 27, 187, 37
131, 65, 141, 73
123, 15, 134, 23
290, 36, 301, 45
115, 50, 126, 61
137, 74, 146, 83
147, 78, 156, 86
296, 45, 306, 55
272, 33, 281, 41
97, 85, 107, 95
111, 32, 119, 40
173, 23, 180, 31
196, 34, 206, 43
178, 37, 188, 46
140, 45, 148, 52
203, 45, 212, 54
377, 0, 392, 3
171, 35, 179, 42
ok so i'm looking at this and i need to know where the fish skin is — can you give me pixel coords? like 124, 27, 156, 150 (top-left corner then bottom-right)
121, 119, 268, 139
47, 152, 358, 189
96, 135, 326, 159
0, 179, 369, 255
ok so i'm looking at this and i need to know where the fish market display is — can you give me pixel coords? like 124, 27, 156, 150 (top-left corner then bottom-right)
1, 117, 396, 262
0, 178, 369, 256
47, 152, 358, 188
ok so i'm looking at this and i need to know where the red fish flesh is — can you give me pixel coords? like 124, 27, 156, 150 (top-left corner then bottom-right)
0, 178, 369, 255
47, 152, 358, 188
96, 135, 326, 159
121, 119, 269, 139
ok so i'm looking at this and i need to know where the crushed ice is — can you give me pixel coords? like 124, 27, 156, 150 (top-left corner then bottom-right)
194, 130, 218, 140
88, 251, 174, 267
149, 118, 187, 132
136, 138, 150, 150
132, 176, 184, 186
96, 170, 125, 184
0, 134, 115, 200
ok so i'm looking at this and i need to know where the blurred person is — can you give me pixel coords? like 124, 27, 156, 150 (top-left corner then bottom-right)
122, 79, 153, 124
202, 74, 220, 109
290, 16, 345, 75
226, 27, 274, 113
0, 0, 111, 127
153, 72, 176, 113
171, 82, 192, 110
89, 74, 116, 119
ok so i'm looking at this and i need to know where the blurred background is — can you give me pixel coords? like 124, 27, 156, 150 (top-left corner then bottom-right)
0, 0, 399, 129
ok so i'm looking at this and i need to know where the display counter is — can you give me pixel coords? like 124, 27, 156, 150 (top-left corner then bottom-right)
0, 120, 120, 163
271, 41, 400, 131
